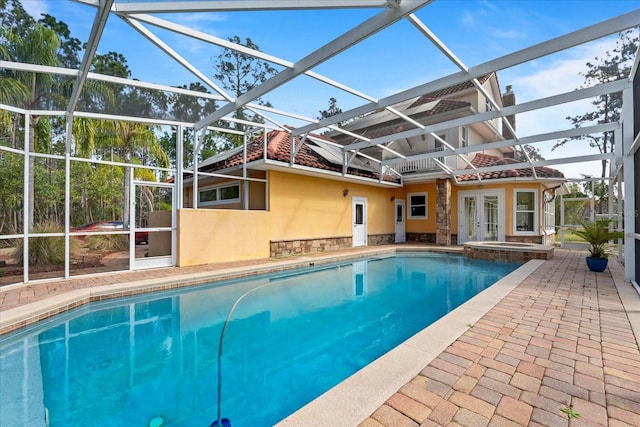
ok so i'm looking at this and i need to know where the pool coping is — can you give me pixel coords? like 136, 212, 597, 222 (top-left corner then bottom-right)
0, 246, 462, 335
277, 258, 544, 427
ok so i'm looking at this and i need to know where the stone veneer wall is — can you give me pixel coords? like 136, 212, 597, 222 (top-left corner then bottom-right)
407, 233, 458, 245
368, 233, 396, 246
464, 245, 554, 262
270, 236, 351, 258
436, 178, 451, 245
505, 235, 544, 244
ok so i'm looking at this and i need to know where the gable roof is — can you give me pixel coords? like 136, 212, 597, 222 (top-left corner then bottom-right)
332, 98, 472, 145
409, 73, 494, 107
457, 153, 565, 182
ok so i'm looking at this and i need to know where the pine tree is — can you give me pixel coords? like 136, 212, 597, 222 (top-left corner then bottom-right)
553, 30, 638, 178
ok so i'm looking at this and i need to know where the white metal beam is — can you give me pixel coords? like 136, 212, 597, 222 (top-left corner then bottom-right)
347, 79, 628, 152
126, 13, 379, 103
294, 9, 640, 137
623, 86, 636, 280
382, 122, 620, 167
122, 17, 233, 102
112, 0, 397, 13
195, 1, 432, 131
450, 152, 613, 177
66, 0, 113, 115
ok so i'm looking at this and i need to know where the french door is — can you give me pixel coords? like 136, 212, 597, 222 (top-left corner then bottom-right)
458, 190, 504, 243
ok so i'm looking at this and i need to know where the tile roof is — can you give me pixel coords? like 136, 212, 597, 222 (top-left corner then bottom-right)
334, 98, 471, 145
409, 73, 494, 108
200, 129, 400, 183
457, 153, 565, 182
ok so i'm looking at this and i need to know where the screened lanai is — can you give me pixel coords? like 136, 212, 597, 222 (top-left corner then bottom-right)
0, 1, 639, 286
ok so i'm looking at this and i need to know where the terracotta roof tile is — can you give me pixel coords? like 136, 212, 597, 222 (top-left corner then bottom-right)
201, 129, 400, 183
335, 99, 471, 145
457, 153, 564, 182
409, 74, 493, 108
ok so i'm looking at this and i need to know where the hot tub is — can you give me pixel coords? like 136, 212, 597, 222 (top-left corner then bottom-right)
463, 241, 554, 262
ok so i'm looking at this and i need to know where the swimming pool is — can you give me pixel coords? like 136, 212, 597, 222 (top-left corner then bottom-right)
0, 253, 521, 427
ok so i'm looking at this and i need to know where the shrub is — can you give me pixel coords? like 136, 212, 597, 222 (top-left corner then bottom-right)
13, 222, 80, 266
86, 234, 129, 251
574, 219, 624, 259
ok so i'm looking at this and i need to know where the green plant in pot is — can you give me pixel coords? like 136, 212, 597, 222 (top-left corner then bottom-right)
574, 219, 624, 272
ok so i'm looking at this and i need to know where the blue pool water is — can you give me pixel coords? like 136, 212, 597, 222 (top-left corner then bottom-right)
0, 253, 521, 427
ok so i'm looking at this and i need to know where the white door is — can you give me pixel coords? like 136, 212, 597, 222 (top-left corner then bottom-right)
460, 194, 479, 243
352, 197, 367, 247
132, 181, 176, 270
395, 199, 406, 243
458, 191, 504, 243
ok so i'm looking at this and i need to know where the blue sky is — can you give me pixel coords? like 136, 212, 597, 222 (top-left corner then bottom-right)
21, 0, 640, 178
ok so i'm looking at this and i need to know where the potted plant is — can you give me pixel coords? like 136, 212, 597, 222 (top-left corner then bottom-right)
574, 219, 624, 272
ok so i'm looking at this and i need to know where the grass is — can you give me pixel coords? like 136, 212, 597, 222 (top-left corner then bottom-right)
560, 406, 580, 419
12, 222, 80, 266
558, 227, 588, 244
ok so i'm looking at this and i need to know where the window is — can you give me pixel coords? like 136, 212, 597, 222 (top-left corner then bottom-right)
198, 183, 240, 207
544, 200, 555, 233
460, 126, 468, 148
514, 190, 537, 234
435, 134, 445, 163
485, 96, 494, 112
408, 192, 427, 219
355, 203, 364, 225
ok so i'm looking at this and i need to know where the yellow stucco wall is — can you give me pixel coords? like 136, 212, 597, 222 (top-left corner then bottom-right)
177, 208, 270, 265
403, 183, 438, 234
177, 170, 557, 266
268, 171, 396, 239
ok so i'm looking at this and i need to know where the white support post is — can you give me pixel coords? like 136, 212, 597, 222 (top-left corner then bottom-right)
618, 172, 624, 261
243, 132, 249, 210
175, 125, 182, 265
560, 191, 565, 247
623, 86, 635, 280
129, 168, 135, 272
176, 125, 183, 209
64, 117, 73, 279
193, 129, 200, 209
23, 112, 30, 284
615, 127, 623, 260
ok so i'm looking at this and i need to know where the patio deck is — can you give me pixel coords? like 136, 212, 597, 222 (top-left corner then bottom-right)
1, 247, 639, 426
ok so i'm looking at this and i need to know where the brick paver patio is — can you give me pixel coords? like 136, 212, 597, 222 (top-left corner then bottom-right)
1, 247, 639, 426
360, 250, 640, 427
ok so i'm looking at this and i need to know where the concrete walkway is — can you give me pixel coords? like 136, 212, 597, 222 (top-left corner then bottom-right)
1, 248, 639, 426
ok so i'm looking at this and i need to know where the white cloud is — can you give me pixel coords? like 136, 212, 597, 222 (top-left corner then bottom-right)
506, 37, 623, 179
167, 12, 227, 34
491, 29, 527, 40
460, 11, 476, 25
21, 0, 49, 19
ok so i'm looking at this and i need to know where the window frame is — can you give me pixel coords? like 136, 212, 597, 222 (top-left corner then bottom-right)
198, 182, 241, 207
460, 126, 468, 148
543, 199, 556, 234
513, 189, 538, 235
485, 96, 494, 112
408, 192, 428, 220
